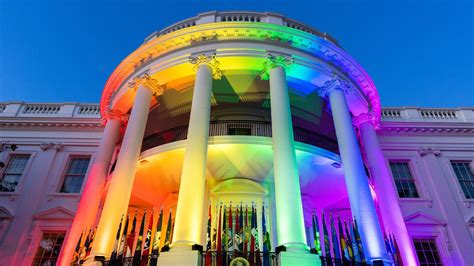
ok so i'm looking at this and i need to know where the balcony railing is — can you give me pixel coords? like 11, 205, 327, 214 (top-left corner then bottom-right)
141, 120, 339, 153
381, 107, 474, 122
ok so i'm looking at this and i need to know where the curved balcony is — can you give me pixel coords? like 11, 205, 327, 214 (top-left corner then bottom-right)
141, 120, 339, 154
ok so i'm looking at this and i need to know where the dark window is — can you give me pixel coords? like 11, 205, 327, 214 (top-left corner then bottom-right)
60, 156, 90, 193
0, 154, 30, 192
228, 127, 252, 135
413, 238, 443, 266
33, 231, 66, 265
389, 161, 420, 198
451, 161, 474, 199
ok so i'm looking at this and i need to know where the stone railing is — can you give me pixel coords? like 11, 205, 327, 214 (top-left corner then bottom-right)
381, 107, 474, 122
144, 11, 339, 46
0, 102, 101, 118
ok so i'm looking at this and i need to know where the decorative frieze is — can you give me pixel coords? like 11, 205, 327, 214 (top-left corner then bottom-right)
260, 53, 294, 80
39, 142, 63, 151
188, 53, 223, 79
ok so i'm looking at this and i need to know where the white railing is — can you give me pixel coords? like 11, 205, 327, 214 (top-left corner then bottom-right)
144, 11, 339, 46
381, 107, 474, 122
0, 102, 101, 118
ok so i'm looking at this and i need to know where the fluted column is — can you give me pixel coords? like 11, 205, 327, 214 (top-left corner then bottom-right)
261, 54, 307, 251
89, 73, 163, 260
58, 111, 122, 265
319, 76, 387, 262
172, 54, 222, 248
355, 112, 419, 266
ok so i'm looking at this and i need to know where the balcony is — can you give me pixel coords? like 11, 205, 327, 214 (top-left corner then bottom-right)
141, 120, 339, 154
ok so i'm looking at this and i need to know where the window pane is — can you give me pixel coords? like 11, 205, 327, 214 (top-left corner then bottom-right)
413, 238, 443, 266
451, 161, 474, 199
33, 231, 65, 266
1, 155, 30, 192
389, 161, 420, 198
60, 157, 90, 193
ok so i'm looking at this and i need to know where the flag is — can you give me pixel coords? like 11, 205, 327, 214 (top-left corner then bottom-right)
322, 213, 330, 258
338, 216, 350, 262
110, 215, 124, 260
262, 205, 271, 266
222, 207, 227, 265
71, 229, 84, 264
239, 204, 244, 252
79, 228, 91, 262
216, 205, 223, 266
391, 234, 402, 265
243, 206, 250, 255
347, 219, 361, 262
384, 234, 393, 262
118, 214, 130, 259
250, 206, 261, 265
133, 211, 146, 265
85, 227, 96, 258
212, 204, 218, 250
227, 204, 234, 253
125, 213, 137, 257
312, 211, 321, 255
163, 210, 172, 247
353, 218, 366, 263
205, 205, 212, 266
234, 206, 241, 252
330, 213, 341, 259
142, 210, 154, 265
150, 209, 163, 266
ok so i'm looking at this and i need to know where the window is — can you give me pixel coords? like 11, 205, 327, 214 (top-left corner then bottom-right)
60, 156, 91, 193
0, 154, 30, 192
413, 238, 443, 266
389, 161, 420, 198
451, 161, 474, 199
33, 231, 65, 265
228, 127, 252, 136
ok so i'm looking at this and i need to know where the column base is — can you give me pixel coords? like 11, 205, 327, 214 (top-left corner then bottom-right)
157, 250, 202, 266
278, 251, 320, 266
81, 255, 106, 266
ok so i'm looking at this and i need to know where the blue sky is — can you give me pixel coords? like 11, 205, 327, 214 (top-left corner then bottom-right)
0, 0, 472, 107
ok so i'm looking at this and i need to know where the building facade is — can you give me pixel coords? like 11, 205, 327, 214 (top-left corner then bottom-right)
0, 11, 473, 266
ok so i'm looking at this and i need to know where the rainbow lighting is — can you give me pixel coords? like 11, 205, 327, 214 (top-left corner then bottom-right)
58, 11, 420, 266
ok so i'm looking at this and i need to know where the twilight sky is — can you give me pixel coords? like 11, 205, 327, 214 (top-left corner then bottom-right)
0, 0, 472, 108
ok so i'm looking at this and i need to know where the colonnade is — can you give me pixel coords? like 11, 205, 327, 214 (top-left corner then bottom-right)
59, 52, 418, 265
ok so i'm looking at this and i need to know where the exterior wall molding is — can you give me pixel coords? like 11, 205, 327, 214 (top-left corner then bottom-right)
418, 147, 442, 157
0, 121, 102, 129
260, 53, 294, 80
188, 53, 223, 79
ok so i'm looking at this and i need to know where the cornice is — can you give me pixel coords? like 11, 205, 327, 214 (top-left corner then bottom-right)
100, 22, 380, 122
0, 119, 103, 129
379, 123, 474, 135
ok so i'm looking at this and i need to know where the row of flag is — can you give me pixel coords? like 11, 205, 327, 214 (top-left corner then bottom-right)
72, 209, 174, 265
205, 203, 272, 266
310, 211, 402, 265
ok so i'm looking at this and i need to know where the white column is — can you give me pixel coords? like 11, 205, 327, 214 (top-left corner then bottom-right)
356, 114, 419, 266
263, 55, 307, 251
172, 54, 221, 248
89, 73, 162, 261
58, 115, 121, 265
319, 76, 388, 262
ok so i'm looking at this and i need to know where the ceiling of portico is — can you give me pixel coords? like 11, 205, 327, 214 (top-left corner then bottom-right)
127, 136, 349, 211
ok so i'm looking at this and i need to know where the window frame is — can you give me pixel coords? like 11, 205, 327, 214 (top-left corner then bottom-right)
0, 153, 32, 193
388, 160, 421, 199
448, 160, 474, 201
57, 155, 92, 194
412, 237, 444, 266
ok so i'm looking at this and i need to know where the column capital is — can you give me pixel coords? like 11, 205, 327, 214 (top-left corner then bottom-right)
352, 111, 377, 128
101, 109, 129, 125
188, 53, 223, 80
128, 73, 165, 96
260, 53, 294, 80
318, 75, 355, 98
418, 147, 442, 157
